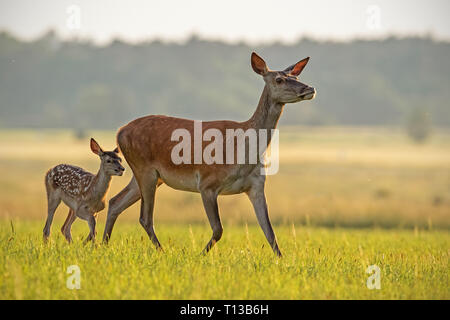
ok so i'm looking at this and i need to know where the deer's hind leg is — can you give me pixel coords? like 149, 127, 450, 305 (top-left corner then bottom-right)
61, 209, 76, 243
43, 190, 61, 241
137, 170, 161, 250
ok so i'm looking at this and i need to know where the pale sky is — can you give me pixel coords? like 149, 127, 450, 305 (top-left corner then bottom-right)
1, 0, 449, 44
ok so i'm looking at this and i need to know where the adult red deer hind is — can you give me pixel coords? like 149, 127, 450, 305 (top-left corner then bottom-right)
103, 52, 316, 257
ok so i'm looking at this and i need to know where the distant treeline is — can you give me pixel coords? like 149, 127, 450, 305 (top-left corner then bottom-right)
0, 31, 449, 129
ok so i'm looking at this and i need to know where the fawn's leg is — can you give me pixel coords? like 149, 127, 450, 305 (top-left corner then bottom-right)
83, 215, 97, 244
61, 209, 76, 243
138, 170, 161, 250
43, 192, 61, 241
103, 176, 141, 243
200, 189, 223, 255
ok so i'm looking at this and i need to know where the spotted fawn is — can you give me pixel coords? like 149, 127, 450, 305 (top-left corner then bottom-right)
43, 138, 125, 243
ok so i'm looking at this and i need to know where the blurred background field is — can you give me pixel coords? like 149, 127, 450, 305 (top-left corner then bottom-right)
1, 127, 449, 230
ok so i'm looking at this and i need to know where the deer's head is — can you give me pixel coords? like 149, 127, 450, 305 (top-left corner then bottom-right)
251, 52, 316, 104
90, 138, 125, 176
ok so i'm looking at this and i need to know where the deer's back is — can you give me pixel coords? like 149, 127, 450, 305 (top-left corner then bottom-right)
117, 114, 248, 168
46, 164, 94, 198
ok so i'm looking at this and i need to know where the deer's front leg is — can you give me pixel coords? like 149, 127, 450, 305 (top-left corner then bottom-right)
76, 206, 97, 244
200, 189, 223, 255
247, 185, 282, 257
84, 215, 97, 244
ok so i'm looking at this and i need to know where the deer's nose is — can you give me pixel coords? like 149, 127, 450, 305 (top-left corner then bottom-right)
303, 86, 315, 94
298, 86, 315, 96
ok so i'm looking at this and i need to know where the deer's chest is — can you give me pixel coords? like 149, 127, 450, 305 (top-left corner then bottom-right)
86, 199, 105, 213
219, 164, 264, 195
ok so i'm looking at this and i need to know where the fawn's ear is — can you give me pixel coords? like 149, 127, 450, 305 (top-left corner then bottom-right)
251, 52, 268, 76
113, 147, 119, 154
284, 57, 310, 76
90, 138, 103, 155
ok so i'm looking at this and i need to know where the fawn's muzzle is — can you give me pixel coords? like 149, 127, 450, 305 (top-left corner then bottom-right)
115, 166, 125, 175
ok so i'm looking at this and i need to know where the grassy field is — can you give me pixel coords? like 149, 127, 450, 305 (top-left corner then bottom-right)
1, 221, 448, 299
0, 127, 449, 299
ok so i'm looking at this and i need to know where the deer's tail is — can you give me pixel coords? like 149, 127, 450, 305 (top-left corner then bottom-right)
44, 168, 55, 200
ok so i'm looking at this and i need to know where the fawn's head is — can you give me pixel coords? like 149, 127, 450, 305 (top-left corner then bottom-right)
90, 138, 125, 176
251, 52, 316, 104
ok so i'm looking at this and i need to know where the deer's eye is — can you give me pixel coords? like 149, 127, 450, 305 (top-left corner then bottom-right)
276, 78, 283, 84
106, 160, 111, 163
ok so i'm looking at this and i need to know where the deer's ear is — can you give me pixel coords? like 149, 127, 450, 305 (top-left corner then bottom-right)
251, 52, 268, 76
113, 147, 119, 154
284, 57, 310, 76
90, 138, 103, 155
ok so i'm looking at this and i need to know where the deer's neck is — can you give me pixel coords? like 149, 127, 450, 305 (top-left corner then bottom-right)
89, 166, 112, 202
247, 85, 284, 132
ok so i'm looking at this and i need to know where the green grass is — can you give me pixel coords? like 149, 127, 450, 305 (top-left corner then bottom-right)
1, 220, 448, 299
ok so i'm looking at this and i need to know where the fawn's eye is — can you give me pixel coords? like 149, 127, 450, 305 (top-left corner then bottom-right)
276, 77, 283, 84
107, 160, 111, 163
